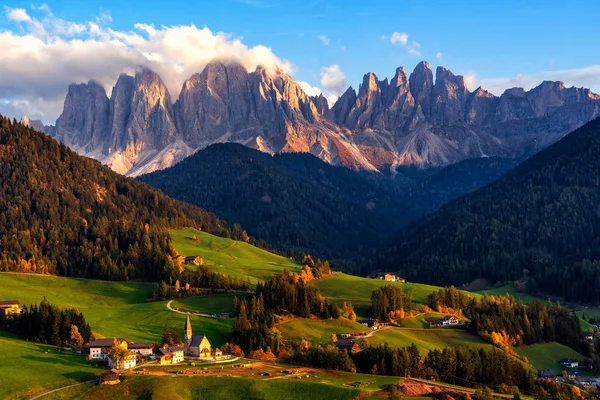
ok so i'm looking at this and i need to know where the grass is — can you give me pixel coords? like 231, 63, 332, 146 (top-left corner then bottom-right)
398, 313, 463, 329
0, 331, 104, 400
277, 318, 370, 343
514, 342, 588, 371
368, 328, 494, 355
0, 273, 233, 345
170, 228, 301, 285
313, 273, 479, 319
44, 373, 399, 400
171, 293, 252, 315
474, 285, 542, 304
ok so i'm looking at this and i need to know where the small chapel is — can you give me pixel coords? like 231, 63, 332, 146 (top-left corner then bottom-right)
184, 315, 221, 358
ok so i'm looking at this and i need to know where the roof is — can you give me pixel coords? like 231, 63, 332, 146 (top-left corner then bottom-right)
443, 315, 458, 320
89, 338, 126, 347
128, 342, 153, 349
200, 348, 211, 353
0, 300, 20, 306
334, 340, 356, 348
190, 335, 206, 347
184, 315, 192, 333
184, 255, 201, 261
169, 346, 184, 352
159, 346, 184, 356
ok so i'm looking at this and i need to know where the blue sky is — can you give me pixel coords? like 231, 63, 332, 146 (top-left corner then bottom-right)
1, 0, 599, 122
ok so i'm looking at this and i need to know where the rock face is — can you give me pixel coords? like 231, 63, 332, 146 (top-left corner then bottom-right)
47, 60, 600, 176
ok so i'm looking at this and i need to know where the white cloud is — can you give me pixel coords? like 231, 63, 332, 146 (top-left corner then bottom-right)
317, 35, 330, 45
474, 65, 600, 95
387, 31, 420, 56
6, 7, 32, 22
320, 64, 348, 98
0, 5, 293, 124
436, 51, 443, 59
390, 32, 408, 45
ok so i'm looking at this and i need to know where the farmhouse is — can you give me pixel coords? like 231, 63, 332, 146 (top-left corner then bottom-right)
333, 339, 359, 353
100, 369, 120, 385
128, 342, 154, 356
89, 338, 128, 360
0, 300, 21, 317
184, 315, 215, 358
442, 315, 460, 326
157, 346, 185, 365
184, 256, 203, 266
358, 319, 382, 330
108, 351, 137, 370
560, 358, 579, 369
375, 273, 404, 283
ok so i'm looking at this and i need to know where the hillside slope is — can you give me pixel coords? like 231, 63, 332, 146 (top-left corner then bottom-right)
140, 143, 413, 261
0, 115, 242, 281
376, 117, 600, 303
140, 143, 517, 262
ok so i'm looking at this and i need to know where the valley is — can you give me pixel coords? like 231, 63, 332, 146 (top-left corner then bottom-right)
1, 3, 600, 398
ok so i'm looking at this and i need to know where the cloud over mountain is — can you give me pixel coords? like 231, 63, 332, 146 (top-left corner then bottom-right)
0, 5, 292, 123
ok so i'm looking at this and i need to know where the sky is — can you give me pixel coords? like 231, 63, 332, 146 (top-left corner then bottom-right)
1, 0, 599, 124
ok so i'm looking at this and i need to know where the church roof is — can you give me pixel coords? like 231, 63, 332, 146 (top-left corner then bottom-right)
190, 335, 206, 347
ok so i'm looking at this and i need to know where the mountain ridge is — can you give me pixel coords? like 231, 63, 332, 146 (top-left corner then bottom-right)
374, 116, 600, 303
37, 60, 600, 176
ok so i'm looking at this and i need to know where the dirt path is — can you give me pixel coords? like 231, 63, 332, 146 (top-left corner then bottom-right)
28, 379, 99, 400
166, 299, 230, 319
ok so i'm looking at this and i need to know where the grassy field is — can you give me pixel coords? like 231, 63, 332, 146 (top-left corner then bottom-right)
474, 285, 541, 304
515, 342, 588, 371
171, 293, 252, 315
368, 328, 495, 355
313, 273, 479, 319
277, 318, 370, 343
45, 371, 402, 400
0, 331, 104, 400
398, 313, 465, 329
170, 229, 301, 285
0, 273, 233, 345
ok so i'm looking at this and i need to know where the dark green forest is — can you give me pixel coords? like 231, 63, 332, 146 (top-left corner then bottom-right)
140, 143, 516, 263
0, 116, 246, 281
377, 117, 600, 303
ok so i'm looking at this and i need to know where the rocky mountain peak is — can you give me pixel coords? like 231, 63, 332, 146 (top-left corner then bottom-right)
409, 61, 434, 114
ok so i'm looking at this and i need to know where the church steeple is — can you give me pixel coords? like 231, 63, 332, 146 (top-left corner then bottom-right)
184, 315, 193, 353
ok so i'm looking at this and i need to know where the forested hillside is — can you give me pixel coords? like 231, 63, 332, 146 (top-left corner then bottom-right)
140, 143, 516, 262
0, 116, 243, 281
140, 143, 411, 261
376, 117, 600, 303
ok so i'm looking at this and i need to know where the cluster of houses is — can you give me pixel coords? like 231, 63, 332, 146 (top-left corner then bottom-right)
90, 315, 223, 372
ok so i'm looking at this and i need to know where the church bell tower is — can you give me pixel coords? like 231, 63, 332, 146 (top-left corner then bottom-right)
184, 315, 193, 353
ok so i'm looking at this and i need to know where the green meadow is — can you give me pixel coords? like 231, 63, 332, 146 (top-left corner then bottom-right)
170, 228, 301, 285
44, 372, 401, 400
514, 342, 588, 371
474, 285, 542, 304
312, 273, 478, 319
171, 293, 252, 315
367, 328, 494, 355
0, 273, 232, 345
0, 331, 103, 400
277, 318, 370, 344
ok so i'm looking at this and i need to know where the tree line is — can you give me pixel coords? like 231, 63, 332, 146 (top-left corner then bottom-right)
371, 284, 413, 321
1, 298, 91, 347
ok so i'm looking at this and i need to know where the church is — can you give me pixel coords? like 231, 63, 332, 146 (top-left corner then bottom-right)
184, 315, 220, 358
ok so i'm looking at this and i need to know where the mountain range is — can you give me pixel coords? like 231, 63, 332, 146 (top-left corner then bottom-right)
29, 60, 600, 176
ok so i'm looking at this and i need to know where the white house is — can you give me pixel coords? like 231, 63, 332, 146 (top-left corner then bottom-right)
108, 352, 138, 370
89, 338, 128, 360
157, 346, 185, 365
128, 342, 154, 356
